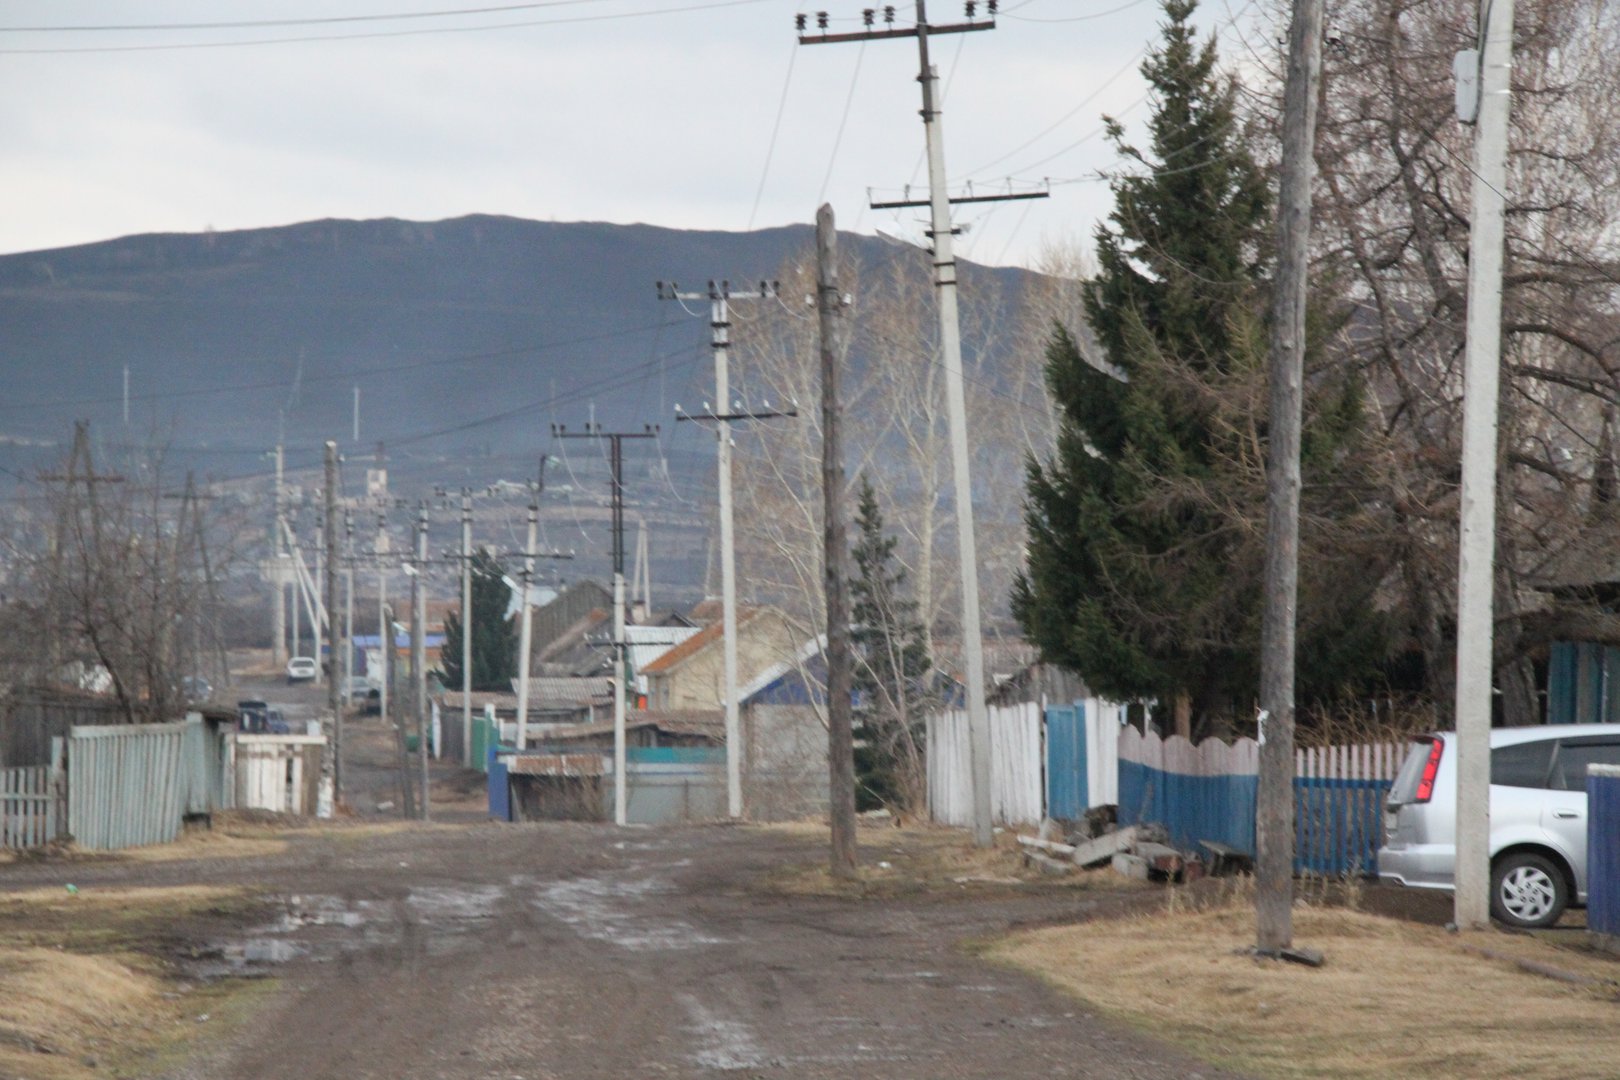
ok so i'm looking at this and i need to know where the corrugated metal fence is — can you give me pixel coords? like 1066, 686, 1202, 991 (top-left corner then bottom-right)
927, 702, 1043, 826
67, 722, 188, 851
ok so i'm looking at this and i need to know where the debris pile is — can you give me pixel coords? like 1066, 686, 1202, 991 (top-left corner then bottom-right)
1016, 814, 1254, 884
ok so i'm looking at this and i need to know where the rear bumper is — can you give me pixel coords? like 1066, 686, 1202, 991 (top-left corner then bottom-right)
1376, 843, 1455, 891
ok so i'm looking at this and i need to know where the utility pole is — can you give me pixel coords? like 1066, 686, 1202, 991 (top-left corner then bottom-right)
343, 509, 355, 706
272, 444, 286, 667
323, 441, 341, 813
1256, 0, 1325, 958
553, 423, 658, 826
817, 205, 858, 879
122, 365, 130, 427
659, 278, 794, 820
1453, 0, 1515, 931
352, 384, 360, 444
461, 490, 474, 767
515, 497, 538, 752
412, 502, 431, 821
378, 512, 413, 818
800, 0, 1041, 848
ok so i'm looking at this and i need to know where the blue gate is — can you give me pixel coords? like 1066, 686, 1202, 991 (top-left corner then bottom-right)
487, 747, 512, 822
1045, 703, 1087, 820
1294, 776, 1389, 876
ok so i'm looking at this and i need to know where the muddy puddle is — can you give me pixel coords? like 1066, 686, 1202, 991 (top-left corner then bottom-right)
187, 885, 507, 979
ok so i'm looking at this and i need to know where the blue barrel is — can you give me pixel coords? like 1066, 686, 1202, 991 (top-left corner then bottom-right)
1588, 764, 1620, 939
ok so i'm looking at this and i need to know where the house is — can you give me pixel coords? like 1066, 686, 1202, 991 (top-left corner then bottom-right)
640, 606, 803, 711
737, 635, 830, 821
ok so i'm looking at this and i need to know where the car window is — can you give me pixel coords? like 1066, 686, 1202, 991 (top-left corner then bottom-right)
1491, 740, 1555, 789
1550, 738, 1620, 791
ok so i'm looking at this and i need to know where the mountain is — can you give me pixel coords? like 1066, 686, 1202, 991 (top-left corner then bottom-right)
0, 214, 1038, 489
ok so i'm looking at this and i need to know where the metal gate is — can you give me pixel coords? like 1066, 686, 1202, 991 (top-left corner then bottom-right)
1045, 703, 1088, 820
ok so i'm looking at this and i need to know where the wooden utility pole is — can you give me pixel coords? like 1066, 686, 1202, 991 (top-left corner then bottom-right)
460, 490, 474, 767
800, 1, 1044, 848
323, 440, 342, 813
515, 497, 538, 752
378, 513, 413, 819
659, 278, 795, 820
818, 205, 858, 880
1453, 0, 1516, 931
1256, 0, 1325, 956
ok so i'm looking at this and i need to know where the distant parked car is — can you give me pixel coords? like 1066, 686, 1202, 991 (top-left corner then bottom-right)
1378, 724, 1620, 928
178, 675, 212, 703
342, 676, 373, 703
286, 656, 318, 684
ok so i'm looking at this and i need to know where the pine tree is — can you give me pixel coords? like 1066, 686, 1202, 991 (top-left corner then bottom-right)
849, 477, 932, 812
438, 548, 519, 692
1013, 0, 1387, 734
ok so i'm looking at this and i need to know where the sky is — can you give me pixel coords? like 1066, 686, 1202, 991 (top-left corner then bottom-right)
0, 0, 1273, 271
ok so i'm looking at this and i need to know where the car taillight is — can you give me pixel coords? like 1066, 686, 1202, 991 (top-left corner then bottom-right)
1413, 739, 1444, 803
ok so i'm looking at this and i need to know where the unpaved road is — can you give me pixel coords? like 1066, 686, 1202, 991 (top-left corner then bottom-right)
6, 820, 1247, 1079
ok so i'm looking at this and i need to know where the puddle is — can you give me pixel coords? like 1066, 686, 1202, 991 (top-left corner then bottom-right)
191, 885, 511, 979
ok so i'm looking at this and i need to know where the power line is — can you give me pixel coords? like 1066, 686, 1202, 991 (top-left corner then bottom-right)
1, 0, 635, 33
0, 0, 773, 55
746, 42, 799, 231
816, 41, 868, 207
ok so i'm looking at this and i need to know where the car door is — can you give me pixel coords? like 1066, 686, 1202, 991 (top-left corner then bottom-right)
1544, 736, 1620, 897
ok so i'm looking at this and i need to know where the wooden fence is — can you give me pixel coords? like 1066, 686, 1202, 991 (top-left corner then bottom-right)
1119, 728, 1407, 875
927, 702, 1043, 826
0, 747, 64, 850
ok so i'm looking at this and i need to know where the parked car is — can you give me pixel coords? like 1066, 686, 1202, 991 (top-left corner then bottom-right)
1378, 724, 1620, 928
342, 676, 373, 703
286, 656, 318, 684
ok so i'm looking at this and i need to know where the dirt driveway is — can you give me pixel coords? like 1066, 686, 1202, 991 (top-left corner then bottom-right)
4, 818, 1246, 1080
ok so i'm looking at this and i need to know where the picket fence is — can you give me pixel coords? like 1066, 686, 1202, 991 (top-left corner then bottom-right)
1118, 727, 1405, 874
927, 702, 1043, 826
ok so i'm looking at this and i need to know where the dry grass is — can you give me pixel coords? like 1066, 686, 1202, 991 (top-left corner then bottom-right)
994, 895, 1620, 1079
0, 885, 268, 1079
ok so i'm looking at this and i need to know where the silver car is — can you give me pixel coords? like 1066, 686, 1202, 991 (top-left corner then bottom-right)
1379, 724, 1620, 928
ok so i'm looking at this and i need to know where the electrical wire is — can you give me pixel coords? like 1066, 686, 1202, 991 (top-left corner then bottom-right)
0, 0, 773, 55
1, 0, 639, 33
816, 40, 867, 208
746, 42, 799, 232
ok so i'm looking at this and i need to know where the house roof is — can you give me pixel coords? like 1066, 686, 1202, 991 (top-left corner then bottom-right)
737, 633, 827, 704
437, 677, 612, 713
537, 709, 725, 743
640, 609, 769, 675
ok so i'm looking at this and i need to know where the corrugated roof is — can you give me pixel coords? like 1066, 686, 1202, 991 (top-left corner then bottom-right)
538, 709, 725, 742
625, 625, 702, 679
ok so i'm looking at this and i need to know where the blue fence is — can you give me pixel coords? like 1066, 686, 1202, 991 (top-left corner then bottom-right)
1118, 758, 1258, 855
1589, 766, 1620, 940
1294, 776, 1388, 876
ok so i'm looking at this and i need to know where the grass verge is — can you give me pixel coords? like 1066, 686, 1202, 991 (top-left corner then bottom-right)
993, 892, 1620, 1079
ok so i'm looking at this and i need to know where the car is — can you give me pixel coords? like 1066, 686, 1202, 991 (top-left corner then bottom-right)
178, 675, 212, 703
342, 676, 373, 703
1378, 723, 1620, 928
286, 656, 318, 684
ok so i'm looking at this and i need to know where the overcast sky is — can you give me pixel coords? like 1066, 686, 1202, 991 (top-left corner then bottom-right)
0, 0, 1270, 270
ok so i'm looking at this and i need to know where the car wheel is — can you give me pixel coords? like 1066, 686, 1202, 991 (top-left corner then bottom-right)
1490, 852, 1567, 929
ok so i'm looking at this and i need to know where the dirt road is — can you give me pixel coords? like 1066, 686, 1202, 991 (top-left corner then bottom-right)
0, 817, 1242, 1080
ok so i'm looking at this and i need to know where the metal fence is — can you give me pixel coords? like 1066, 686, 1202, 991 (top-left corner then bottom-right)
66, 722, 188, 851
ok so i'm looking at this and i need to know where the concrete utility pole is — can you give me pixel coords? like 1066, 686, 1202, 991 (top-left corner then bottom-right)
1453, 0, 1516, 931
412, 503, 431, 821
324, 441, 342, 809
343, 509, 355, 706
461, 490, 474, 767
553, 423, 658, 826
800, 0, 1043, 848
817, 205, 858, 880
378, 513, 413, 819
272, 444, 286, 667
659, 278, 794, 820
1256, 0, 1326, 958
515, 497, 538, 753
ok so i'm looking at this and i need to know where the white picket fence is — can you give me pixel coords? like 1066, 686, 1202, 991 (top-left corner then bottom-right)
1295, 742, 1406, 784
926, 701, 1043, 826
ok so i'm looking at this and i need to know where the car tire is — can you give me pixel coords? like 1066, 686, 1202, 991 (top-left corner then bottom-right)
1490, 851, 1568, 929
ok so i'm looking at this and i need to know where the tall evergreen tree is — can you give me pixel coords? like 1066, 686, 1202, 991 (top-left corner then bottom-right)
849, 476, 931, 812
438, 548, 520, 692
1013, 0, 1388, 734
